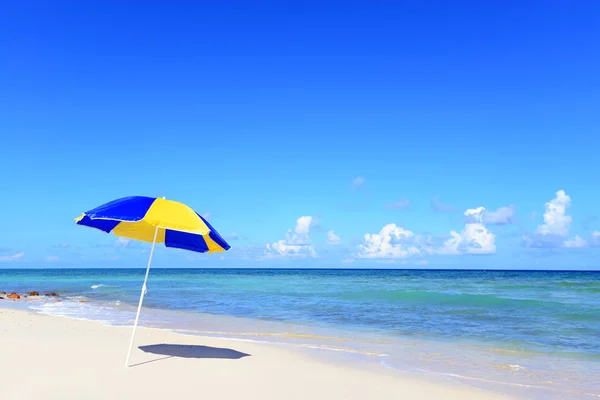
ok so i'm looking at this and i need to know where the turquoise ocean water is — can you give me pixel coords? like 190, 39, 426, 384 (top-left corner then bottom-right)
1, 268, 598, 398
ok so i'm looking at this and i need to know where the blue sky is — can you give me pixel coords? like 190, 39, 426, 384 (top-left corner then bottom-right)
1, 1, 599, 269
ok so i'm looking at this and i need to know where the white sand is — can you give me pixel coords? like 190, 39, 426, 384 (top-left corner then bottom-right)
0, 308, 519, 399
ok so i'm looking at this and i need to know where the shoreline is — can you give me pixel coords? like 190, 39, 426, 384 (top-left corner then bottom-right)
0, 308, 521, 400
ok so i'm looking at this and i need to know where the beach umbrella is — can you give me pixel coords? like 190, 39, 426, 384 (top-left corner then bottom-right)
75, 195, 230, 367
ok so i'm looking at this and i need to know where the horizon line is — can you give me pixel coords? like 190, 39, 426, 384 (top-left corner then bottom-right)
1, 267, 599, 272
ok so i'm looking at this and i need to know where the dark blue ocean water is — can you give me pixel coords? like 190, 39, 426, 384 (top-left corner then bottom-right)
1, 268, 599, 398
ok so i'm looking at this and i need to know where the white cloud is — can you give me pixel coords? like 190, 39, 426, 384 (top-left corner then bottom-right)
564, 235, 587, 248
351, 176, 365, 189
464, 205, 515, 225
46, 256, 60, 262
535, 190, 572, 236
265, 241, 317, 258
265, 216, 317, 258
0, 252, 24, 262
115, 237, 131, 247
591, 231, 600, 247
524, 190, 586, 249
327, 230, 341, 245
385, 199, 410, 209
434, 207, 499, 255
356, 204, 498, 259
439, 222, 496, 255
286, 216, 313, 245
355, 224, 422, 259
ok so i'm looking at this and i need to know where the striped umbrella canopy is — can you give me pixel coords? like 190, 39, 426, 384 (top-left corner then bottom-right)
75, 195, 229, 253
75, 195, 230, 367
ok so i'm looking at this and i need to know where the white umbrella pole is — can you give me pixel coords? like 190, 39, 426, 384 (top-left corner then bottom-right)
125, 225, 160, 367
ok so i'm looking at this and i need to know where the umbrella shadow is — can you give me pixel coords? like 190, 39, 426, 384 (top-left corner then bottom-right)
132, 344, 250, 367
